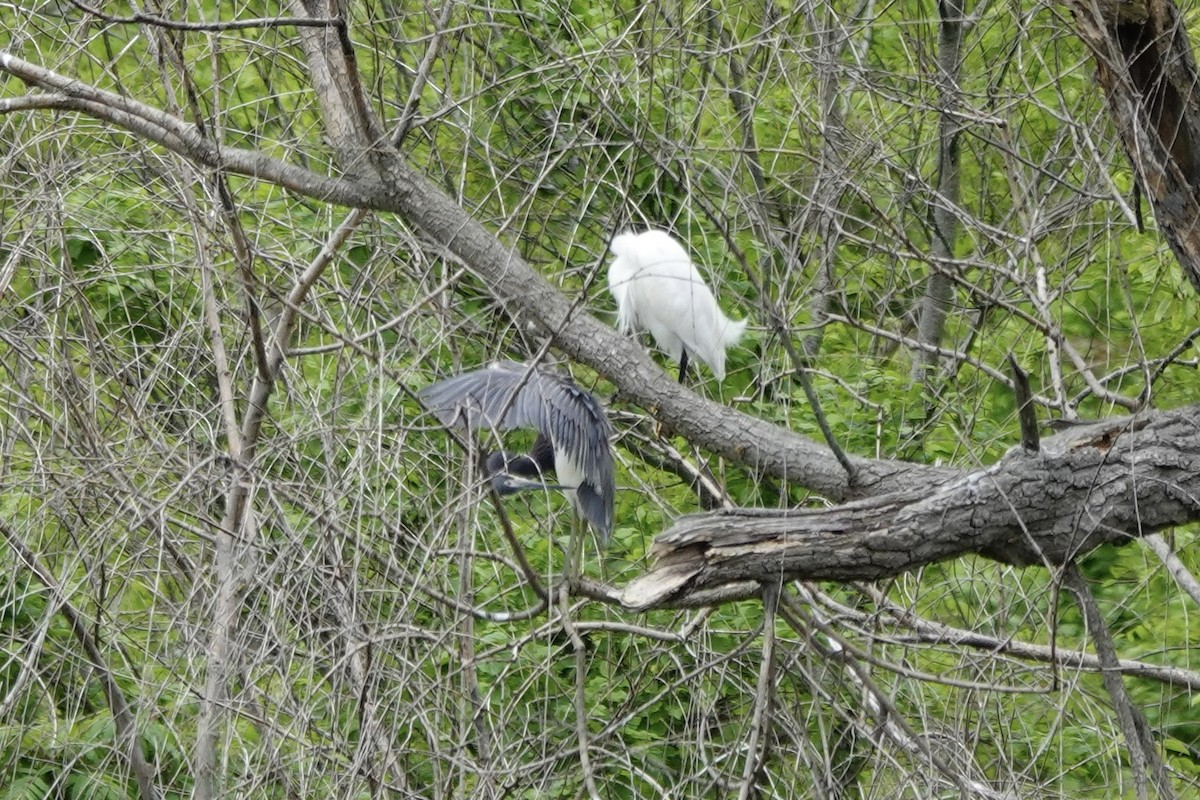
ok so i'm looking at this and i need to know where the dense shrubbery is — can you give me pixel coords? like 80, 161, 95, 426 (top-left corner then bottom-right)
1, 0, 1198, 797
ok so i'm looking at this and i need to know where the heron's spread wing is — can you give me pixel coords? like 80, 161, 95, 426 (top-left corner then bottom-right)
420, 361, 539, 431
420, 361, 615, 538
536, 368, 614, 539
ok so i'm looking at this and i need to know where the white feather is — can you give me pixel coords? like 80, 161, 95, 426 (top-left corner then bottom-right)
607, 229, 747, 380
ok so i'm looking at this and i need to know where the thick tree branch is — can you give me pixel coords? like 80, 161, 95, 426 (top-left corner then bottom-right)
624, 408, 1200, 608
0, 49, 955, 503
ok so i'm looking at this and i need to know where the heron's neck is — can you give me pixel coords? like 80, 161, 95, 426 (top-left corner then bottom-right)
529, 433, 555, 472
486, 443, 553, 481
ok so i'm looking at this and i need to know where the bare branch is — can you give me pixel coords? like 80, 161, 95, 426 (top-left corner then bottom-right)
0, 49, 950, 503
0, 522, 161, 800
1063, 564, 1175, 800
67, 0, 339, 31
911, 0, 966, 379
825, 585, 1200, 691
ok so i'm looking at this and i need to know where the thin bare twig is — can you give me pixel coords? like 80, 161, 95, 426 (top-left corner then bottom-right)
1142, 535, 1200, 609
1062, 564, 1175, 800
737, 582, 779, 800
560, 586, 602, 800
68, 0, 338, 31
0, 522, 161, 800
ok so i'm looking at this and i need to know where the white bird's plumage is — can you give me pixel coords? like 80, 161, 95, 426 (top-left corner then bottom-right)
607, 229, 747, 380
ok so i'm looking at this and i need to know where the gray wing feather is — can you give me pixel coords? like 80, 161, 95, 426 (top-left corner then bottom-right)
419, 361, 529, 429
420, 361, 614, 540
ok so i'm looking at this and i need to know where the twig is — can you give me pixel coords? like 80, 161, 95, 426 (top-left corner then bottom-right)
194, 199, 368, 799
68, 0, 338, 30
484, 487, 550, 604
324, 526, 411, 791
707, 12, 859, 486
737, 582, 779, 800
559, 585, 602, 800
1142, 534, 1200, 609
835, 584, 1200, 691
1061, 564, 1175, 800
617, 424, 730, 509
595, 621, 766, 743
1146, 325, 1200, 389
0, 93, 72, 113
455, 471, 493, 774
0, 522, 161, 800
390, 2, 457, 146
827, 312, 1066, 409
791, 365, 860, 485
288, 268, 466, 356
780, 591, 1005, 799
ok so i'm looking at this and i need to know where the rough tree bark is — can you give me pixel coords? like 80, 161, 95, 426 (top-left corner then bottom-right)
625, 409, 1200, 608
4, 4, 1200, 797
0, 50, 946, 504
1064, 0, 1200, 292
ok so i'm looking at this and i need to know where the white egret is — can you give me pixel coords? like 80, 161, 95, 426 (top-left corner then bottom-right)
607, 229, 747, 382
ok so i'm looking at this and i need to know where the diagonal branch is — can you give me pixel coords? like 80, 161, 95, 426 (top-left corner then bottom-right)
1063, 564, 1176, 800
0, 48, 954, 503
0, 522, 161, 800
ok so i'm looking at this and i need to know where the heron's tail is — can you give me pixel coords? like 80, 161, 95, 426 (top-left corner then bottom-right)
702, 316, 748, 382
574, 484, 613, 545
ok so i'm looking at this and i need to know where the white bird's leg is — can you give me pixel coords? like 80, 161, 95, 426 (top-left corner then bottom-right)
677, 348, 690, 384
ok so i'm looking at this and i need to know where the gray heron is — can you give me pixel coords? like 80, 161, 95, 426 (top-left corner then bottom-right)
608, 229, 747, 382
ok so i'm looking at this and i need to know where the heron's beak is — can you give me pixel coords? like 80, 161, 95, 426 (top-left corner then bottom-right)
494, 475, 571, 494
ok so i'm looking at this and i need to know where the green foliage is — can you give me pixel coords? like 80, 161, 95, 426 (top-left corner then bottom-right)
3, 0, 1200, 796
1, 776, 51, 800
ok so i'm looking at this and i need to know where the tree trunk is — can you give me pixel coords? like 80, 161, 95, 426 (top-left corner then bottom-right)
1065, 0, 1200, 292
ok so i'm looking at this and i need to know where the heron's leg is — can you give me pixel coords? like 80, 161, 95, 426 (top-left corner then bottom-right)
677, 348, 690, 384
567, 513, 585, 587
